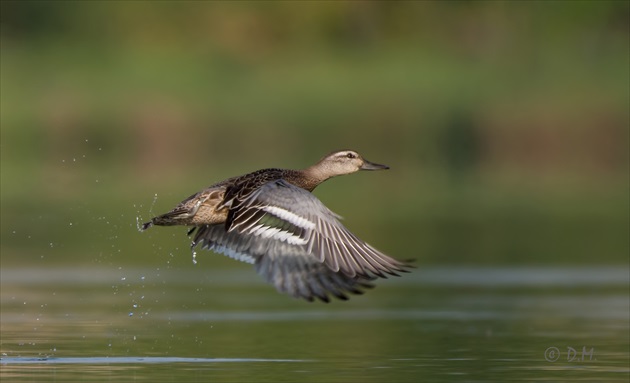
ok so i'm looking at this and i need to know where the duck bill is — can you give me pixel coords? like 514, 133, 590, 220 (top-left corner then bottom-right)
360, 159, 389, 170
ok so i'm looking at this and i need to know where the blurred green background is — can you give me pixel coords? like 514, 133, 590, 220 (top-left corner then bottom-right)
1, 1, 628, 268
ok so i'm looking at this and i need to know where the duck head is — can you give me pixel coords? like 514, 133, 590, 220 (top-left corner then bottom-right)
313, 150, 389, 177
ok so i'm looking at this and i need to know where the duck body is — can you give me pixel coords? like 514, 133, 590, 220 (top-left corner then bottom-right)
142, 150, 411, 302
143, 167, 321, 228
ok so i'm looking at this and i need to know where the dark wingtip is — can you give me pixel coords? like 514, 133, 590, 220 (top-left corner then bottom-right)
140, 221, 153, 231
401, 259, 417, 269
358, 282, 376, 289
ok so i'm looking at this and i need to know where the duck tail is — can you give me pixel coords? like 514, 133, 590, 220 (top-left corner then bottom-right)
140, 220, 154, 231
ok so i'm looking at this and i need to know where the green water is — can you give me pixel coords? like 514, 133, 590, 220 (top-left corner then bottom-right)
1, 266, 628, 382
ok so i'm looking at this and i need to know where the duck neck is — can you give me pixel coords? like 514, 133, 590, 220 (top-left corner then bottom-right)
293, 166, 334, 192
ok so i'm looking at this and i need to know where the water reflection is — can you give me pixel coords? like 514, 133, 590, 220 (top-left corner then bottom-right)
1, 266, 628, 382
2, 356, 308, 364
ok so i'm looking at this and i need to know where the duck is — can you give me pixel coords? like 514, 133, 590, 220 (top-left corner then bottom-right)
141, 150, 411, 302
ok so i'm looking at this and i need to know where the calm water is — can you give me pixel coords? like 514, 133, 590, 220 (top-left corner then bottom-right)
1, 266, 628, 382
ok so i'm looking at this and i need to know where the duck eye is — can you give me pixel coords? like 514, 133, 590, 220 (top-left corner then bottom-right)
346, 152, 356, 159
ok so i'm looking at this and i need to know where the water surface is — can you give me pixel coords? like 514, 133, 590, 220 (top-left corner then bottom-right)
1, 266, 628, 382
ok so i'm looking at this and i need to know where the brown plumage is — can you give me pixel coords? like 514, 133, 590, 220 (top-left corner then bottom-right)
142, 150, 412, 302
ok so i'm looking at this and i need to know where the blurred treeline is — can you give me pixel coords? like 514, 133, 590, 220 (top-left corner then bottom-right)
1, 1, 628, 267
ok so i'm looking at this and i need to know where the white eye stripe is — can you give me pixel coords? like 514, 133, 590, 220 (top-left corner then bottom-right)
261, 206, 316, 230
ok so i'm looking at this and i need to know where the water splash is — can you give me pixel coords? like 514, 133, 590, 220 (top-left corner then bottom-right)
150, 193, 158, 213
136, 194, 159, 232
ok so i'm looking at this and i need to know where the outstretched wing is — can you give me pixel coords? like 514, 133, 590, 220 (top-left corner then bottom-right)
225, 179, 409, 278
194, 179, 409, 284
192, 224, 374, 302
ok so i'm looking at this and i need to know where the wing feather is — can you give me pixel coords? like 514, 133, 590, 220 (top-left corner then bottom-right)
228, 180, 410, 278
192, 224, 373, 302
190, 179, 410, 301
